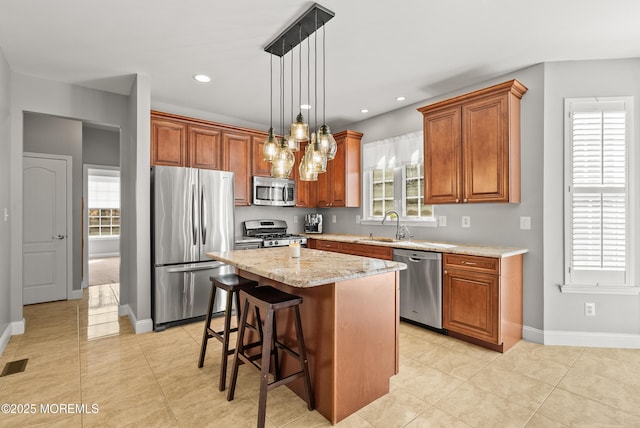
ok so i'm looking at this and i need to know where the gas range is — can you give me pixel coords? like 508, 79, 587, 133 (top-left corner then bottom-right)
240, 219, 307, 248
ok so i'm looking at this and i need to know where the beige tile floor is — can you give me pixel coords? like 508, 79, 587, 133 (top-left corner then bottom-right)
2, 284, 640, 427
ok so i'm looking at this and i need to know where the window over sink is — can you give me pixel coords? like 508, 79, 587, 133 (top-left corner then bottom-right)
362, 131, 435, 225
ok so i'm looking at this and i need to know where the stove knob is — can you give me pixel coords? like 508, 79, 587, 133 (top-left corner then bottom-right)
274, 240, 279, 246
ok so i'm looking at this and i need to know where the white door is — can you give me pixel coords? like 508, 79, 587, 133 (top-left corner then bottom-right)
23, 156, 69, 304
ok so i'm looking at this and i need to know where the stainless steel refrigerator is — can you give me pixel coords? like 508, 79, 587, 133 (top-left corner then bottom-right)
152, 166, 235, 331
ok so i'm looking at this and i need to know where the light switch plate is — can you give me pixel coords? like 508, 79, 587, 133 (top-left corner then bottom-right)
438, 216, 447, 226
461, 216, 470, 228
520, 216, 531, 230
332, 215, 337, 223
293, 215, 299, 224
356, 215, 361, 224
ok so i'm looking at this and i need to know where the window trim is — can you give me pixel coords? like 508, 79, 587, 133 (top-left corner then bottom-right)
563, 96, 636, 288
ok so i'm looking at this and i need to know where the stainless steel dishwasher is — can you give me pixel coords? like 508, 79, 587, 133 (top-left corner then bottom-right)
393, 249, 443, 330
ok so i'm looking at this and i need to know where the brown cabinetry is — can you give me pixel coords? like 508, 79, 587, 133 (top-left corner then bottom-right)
418, 80, 527, 204
293, 141, 316, 208
307, 239, 393, 260
316, 130, 363, 208
251, 133, 271, 177
189, 125, 222, 170
151, 118, 188, 167
222, 131, 252, 206
443, 253, 523, 352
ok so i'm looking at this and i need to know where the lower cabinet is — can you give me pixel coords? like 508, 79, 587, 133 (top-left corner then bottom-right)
307, 239, 393, 260
443, 253, 523, 352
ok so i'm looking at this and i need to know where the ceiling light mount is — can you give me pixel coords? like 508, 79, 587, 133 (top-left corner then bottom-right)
264, 3, 335, 57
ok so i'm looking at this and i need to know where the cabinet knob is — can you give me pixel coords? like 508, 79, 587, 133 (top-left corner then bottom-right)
444, 270, 448, 274
463, 198, 468, 203
455, 199, 459, 203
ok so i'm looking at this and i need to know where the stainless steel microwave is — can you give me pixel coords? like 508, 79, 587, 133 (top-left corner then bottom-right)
252, 176, 296, 206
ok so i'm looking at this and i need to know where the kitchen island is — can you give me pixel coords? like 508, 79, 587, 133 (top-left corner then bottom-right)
206, 247, 406, 424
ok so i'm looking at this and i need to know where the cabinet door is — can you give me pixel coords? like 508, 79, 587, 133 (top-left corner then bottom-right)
151, 118, 187, 166
462, 93, 510, 202
188, 125, 222, 169
339, 242, 393, 260
423, 106, 461, 204
316, 160, 333, 207
331, 138, 347, 207
443, 268, 499, 344
294, 141, 316, 207
251, 134, 271, 177
222, 131, 252, 206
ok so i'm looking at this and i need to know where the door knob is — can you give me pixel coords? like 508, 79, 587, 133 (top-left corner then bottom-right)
53, 234, 65, 240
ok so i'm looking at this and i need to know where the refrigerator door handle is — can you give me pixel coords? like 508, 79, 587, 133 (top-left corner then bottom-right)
166, 262, 225, 273
191, 183, 198, 245
201, 185, 207, 245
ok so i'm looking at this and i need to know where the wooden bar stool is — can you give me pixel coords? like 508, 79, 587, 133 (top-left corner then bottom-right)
227, 285, 314, 428
198, 273, 258, 391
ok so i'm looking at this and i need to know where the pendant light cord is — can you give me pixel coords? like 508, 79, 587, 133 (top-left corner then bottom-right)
314, 10, 318, 133
269, 54, 273, 129
322, 23, 326, 125
298, 25, 303, 116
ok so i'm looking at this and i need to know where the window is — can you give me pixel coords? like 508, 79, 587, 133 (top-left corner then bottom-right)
88, 208, 120, 236
363, 131, 435, 224
564, 97, 634, 287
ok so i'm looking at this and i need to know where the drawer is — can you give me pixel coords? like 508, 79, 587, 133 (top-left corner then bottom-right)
340, 242, 393, 260
444, 254, 499, 274
314, 240, 341, 251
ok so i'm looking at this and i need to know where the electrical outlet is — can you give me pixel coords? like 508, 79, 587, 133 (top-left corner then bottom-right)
356, 215, 361, 224
293, 215, 299, 224
3, 208, 7, 222
585, 302, 596, 317
461, 216, 471, 228
520, 216, 531, 230
332, 215, 337, 223
438, 215, 447, 227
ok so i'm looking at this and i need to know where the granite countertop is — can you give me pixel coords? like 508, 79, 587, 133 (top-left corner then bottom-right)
304, 233, 528, 258
206, 247, 406, 288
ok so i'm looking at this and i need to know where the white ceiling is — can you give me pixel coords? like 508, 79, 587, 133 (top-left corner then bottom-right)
1, 0, 639, 131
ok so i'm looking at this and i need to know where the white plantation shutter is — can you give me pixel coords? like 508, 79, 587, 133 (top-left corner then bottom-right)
565, 98, 631, 286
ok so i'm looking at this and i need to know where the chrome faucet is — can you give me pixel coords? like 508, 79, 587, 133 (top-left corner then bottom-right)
382, 210, 409, 240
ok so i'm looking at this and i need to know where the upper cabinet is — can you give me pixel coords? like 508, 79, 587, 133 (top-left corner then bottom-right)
188, 124, 222, 170
316, 130, 363, 208
222, 130, 252, 206
151, 117, 188, 167
293, 141, 316, 208
251, 133, 272, 177
417, 80, 527, 204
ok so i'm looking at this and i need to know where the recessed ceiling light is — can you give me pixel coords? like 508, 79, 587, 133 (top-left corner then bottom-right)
300, 104, 312, 110
361, 109, 369, 114
194, 74, 211, 83
396, 96, 406, 101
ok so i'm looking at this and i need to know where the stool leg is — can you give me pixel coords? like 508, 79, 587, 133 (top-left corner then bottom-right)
227, 297, 249, 402
294, 305, 314, 410
257, 309, 274, 428
198, 283, 217, 368
271, 316, 281, 381
218, 288, 235, 391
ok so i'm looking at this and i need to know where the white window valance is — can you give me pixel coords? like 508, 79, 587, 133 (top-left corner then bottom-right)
362, 130, 423, 171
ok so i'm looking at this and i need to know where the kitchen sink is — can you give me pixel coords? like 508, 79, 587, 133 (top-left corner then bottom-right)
357, 237, 398, 243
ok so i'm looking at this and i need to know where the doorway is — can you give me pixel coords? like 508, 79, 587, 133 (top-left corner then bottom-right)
84, 166, 120, 289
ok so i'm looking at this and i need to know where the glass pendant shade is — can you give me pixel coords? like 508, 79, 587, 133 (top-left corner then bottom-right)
298, 149, 319, 181
308, 133, 327, 174
317, 124, 337, 160
263, 127, 279, 162
290, 113, 309, 141
285, 133, 299, 152
271, 139, 295, 179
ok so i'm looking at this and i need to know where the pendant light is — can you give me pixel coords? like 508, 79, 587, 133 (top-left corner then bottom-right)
317, 23, 337, 160
284, 42, 299, 152
263, 54, 278, 161
271, 42, 295, 179
290, 26, 309, 142
307, 10, 327, 174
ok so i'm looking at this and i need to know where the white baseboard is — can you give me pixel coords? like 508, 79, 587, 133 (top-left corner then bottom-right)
543, 329, 640, 349
522, 325, 544, 344
523, 325, 640, 349
0, 324, 11, 356
89, 252, 120, 259
11, 319, 25, 335
120, 304, 153, 334
69, 289, 84, 300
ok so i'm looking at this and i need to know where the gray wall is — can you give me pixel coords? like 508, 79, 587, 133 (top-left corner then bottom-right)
0, 47, 11, 337
23, 113, 84, 292
543, 59, 640, 335
9, 73, 145, 329
322, 64, 546, 333
83, 125, 120, 167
